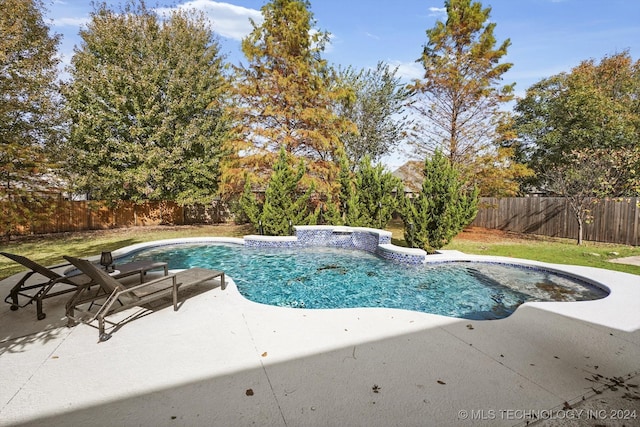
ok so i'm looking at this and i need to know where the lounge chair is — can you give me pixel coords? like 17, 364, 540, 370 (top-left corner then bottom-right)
63, 256, 225, 341
1, 252, 93, 320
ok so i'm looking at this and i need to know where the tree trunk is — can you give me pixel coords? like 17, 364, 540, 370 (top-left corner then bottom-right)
577, 216, 583, 245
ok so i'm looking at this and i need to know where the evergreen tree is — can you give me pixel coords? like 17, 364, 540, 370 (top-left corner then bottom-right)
319, 194, 342, 225
345, 156, 401, 229
402, 150, 478, 253
259, 146, 318, 235
238, 174, 261, 226
336, 153, 401, 229
337, 154, 355, 224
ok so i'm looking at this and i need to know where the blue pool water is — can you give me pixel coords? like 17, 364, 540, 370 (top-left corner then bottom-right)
118, 244, 607, 320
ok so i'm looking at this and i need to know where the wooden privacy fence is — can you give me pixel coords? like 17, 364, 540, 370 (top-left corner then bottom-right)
473, 197, 640, 246
4, 196, 639, 246
24, 200, 186, 234
2, 197, 234, 237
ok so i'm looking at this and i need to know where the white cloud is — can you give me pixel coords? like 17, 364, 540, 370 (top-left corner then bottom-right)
167, 1, 329, 45
389, 60, 423, 82
51, 16, 88, 27
428, 7, 446, 17
158, 0, 262, 40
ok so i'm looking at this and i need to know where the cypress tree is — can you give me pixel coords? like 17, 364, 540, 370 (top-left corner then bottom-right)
238, 174, 261, 227
319, 194, 342, 225
260, 146, 318, 235
337, 154, 356, 225
346, 156, 401, 229
402, 150, 478, 253
230, 0, 352, 196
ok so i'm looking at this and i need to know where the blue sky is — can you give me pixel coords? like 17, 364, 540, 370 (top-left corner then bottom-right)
46, 0, 640, 168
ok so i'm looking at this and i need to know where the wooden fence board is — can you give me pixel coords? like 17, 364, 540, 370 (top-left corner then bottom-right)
472, 197, 639, 245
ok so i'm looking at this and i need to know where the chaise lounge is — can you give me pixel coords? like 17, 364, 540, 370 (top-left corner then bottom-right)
1, 252, 93, 320
63, 256, 225, 341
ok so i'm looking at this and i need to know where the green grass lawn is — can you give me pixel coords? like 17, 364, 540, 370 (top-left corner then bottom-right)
0, 224, 253, 280
445, 237, 640, 274
386, 219, 640, 276
1, 221, 639, 280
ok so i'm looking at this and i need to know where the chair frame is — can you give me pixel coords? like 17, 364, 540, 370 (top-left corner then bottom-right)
1, 252, 91, 320
64, 256, 225, 341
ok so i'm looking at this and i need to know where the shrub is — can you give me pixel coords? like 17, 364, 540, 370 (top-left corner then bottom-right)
402, 150, 478, 253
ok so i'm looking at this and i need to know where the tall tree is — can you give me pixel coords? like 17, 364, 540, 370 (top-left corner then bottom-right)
408, 0, 513, 178
0, 0, 63, 239
402, 150, 478, 253
515, 51, 640, 191
63, 1, 231, 205
332, 62, 409, 170
228, 0, 351, 196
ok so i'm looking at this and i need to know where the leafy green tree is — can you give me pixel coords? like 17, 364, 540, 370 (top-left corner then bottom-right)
544, 148, 639, 245
515, 52, 640, 244
249, 146, 318, 235
332, 62, 409, 169
402, 150, 478, 253
408, 0, 513, 179
0, 0, 63, 239
63, 1, 231, 205
515, 51, 640, 192
344, 156, 402, 229
230, 0, 352, 196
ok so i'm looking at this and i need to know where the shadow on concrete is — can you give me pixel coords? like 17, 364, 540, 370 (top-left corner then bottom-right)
6, 305, 640, 427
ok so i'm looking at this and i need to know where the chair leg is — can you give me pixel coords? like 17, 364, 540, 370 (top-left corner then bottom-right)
5, 271, 36, 310
97, 316, 111, 342
66, 310, 76, 327
34, 281, 54, 320
36, 298, 46, 320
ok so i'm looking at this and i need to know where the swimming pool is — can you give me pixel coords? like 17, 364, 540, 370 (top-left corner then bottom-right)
117, 243, 607, 320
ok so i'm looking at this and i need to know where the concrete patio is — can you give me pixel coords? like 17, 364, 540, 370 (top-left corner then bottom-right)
1, 258, 639, 426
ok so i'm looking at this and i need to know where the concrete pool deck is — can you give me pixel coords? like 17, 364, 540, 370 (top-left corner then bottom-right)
1, 255, 639, 426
